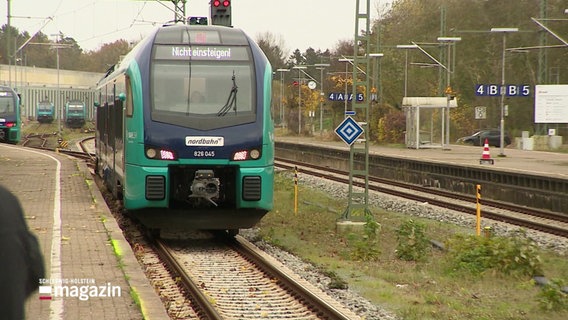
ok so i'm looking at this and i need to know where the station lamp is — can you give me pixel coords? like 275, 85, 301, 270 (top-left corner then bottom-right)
211, 0, 232, 27
490, 27, 518, 157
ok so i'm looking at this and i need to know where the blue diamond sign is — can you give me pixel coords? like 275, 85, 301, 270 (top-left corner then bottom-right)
335, 116, 364, 146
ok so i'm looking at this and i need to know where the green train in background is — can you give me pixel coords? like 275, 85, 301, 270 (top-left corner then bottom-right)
0, 86, 21, 144
64, 100, 86, 128
36, 100, 55, 124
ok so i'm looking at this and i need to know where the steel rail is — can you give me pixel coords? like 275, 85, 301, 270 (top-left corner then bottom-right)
155, 234, 357, 320
230, 235, 356, 320
154, 239, 224, 320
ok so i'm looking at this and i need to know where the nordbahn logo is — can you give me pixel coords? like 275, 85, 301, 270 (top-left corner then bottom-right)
185, 136, 225, 146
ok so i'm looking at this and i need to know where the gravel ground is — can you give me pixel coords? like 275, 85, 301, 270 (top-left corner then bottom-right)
240, 172, 568, 320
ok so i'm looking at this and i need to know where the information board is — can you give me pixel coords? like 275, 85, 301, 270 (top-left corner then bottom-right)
534, 85, 568, 123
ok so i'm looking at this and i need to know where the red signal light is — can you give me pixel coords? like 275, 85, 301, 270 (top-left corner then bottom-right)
213, 0, 229, 7
211, 0, 231, 26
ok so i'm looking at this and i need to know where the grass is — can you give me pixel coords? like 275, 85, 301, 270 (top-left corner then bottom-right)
254, 172, 568, 320
129, 289, 143, 315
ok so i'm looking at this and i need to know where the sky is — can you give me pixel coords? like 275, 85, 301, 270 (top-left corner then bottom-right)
4, 0, 393, 54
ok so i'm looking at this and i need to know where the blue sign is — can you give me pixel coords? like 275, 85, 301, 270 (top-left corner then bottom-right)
345, 110, 356, 116
335, 116, 364, 145
475, 84, 531, 97
328, 92, 365, 102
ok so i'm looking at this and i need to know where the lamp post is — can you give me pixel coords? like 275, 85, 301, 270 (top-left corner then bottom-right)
314, 63, 330, 136
51, 33, 63, 139
491, 27, 518, 157
367, 53, 384, 105
292, 65, 307, 135
396, 44, 419, 97
437, 37, 461, 150
338, 58, 353, 116
276, 68, 289, 128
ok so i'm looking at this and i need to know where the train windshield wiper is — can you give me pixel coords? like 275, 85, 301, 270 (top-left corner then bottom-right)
217, 71, 238, 117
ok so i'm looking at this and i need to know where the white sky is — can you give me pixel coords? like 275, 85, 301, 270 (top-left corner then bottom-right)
4, 0, 392, 54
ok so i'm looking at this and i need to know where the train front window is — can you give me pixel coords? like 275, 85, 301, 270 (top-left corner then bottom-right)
0, 94, 15, 114
68, 104, 83, 114
150, 45, 256, 130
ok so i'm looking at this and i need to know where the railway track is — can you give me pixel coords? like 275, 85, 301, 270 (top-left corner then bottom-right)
154, 234, 360, 320
22, 131, 95, 159
21, 132, 56, 148
275, 158, 568, 238
31, 139, 362, 319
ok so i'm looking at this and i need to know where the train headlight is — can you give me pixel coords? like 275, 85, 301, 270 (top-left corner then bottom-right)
160, 150, 175, 160
249, 149, 260, 160
232, 150, 248, 161
146, 148, 157, 159
231, 147, 262, 161
145, 146, 177, 160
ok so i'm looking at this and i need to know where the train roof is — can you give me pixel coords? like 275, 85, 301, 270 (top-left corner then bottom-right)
96, 24, 252, 87
153, 24, 250, 45
0, 85, 16, 93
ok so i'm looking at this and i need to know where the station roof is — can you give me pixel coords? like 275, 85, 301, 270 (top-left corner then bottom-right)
402, 96, 457, 108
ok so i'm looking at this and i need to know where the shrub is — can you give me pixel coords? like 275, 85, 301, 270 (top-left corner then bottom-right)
348, 215, 381, 262
490, 230, 543, 277
396, 219, 430, 262
445, 230, 543, 277
445, 234, 493, 275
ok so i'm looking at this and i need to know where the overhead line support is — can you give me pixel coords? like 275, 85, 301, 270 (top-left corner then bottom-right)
341, 0, 372, 222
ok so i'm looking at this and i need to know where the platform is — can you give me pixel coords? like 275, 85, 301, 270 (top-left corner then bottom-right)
0, 144, 168, 319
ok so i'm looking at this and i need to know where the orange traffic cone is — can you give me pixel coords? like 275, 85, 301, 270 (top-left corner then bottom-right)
479, 138, 494, 165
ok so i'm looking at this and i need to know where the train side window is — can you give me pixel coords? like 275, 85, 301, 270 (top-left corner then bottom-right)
125, 76, 133, 117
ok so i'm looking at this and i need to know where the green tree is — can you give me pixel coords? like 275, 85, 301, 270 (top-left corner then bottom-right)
21, 32, 53, 69
288, 48, 305, 66
81, 40, 131, 73
57, 34, 83, 71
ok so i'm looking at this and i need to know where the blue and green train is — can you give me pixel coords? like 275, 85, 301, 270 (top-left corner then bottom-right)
36, 100, 55, 123
64, 100, 86, 128
95, 24, 274, 233
0, 86, 21, 144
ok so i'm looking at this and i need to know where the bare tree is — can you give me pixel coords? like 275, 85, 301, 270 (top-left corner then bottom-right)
255, 31, 288, 69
